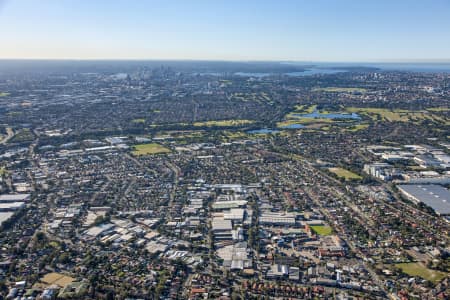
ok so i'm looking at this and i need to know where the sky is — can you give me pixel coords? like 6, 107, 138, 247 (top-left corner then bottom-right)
0, 0, 450, 62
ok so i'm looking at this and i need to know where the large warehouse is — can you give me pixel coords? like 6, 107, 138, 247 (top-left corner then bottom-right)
0, 194, 30, 227
397, 184, 450, 216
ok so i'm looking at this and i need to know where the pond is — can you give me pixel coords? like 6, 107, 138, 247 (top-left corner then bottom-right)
292, 110, 361, 120
279, 124, 306, 129
247, 128, 280, 134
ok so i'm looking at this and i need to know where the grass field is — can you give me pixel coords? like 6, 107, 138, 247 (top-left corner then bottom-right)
221, 131, 248, 140
132, 118, 145, 123
395, 262, 447, 283
310, 225, 333, 236
345, 107, 448, 124
282, 105, 360, 128
329, 167, 362, 180
7, 111, 22, 117
292, 104, 317, 113
171, 131, 205, 139
285, 106, 449, 127
347, 124, 370, 131
276, 119, 306, 127
313, 87, 367, 93
10, 128, 34, 143
193, 119, 254, 127
132, 143, 171, 156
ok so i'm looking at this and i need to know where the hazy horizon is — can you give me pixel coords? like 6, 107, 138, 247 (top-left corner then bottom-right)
0, 59, 450, 64
1, 0, 450, 62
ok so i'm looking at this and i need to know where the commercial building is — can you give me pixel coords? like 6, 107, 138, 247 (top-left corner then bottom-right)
363, 163, 400, 181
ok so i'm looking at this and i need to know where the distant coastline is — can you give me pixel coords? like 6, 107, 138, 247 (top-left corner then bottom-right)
0, 59, 450, 74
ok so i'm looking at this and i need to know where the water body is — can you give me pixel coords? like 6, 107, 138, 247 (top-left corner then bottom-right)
367, 63, 450, 73
200, 63, 450, 78
279, 124, 306, 129
285, 68, 345, 76
234, 72, 270, 77
284, 62, 450, 73
292, 110, 361, 120
196, 72, 222, 76
247, 128, 280, 134
234, 68, 344, 77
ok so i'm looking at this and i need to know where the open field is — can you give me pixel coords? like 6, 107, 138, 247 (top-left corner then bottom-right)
395, 263, 447, 283
345, 107, 449, 124
132, 143, 171, 156
10, 128, 34, 143
293, 104, 317, 113
427, 107, 450, 112
310, 225, 333, 236
276, 120, 305, 128
40, 272, 75, 287
277, 119, 337, 128
7, 111, 22, 117
282, 105, 360, 128
171, 131, 205, 139
328, 167, 362, 180
132, 118, 146, 123
347, 124, 370, 131
313, 87, 367, 93
193, 119, 254, 127
295, 117, 336, 124
221, 131, 248, 140
0, 167, 7, 176
154, 130, 206, 142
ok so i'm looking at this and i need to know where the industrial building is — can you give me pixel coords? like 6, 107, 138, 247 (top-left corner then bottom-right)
259, 212, 296, 226
397, 184, 450, 216
0, 194, 31, 203
0, 194, 30, 227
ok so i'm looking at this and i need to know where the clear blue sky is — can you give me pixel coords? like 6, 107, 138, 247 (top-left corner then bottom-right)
1, 0, 449, 61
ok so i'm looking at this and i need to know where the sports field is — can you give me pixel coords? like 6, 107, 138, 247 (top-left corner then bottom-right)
40, 272, 75, 287
313, 87, 367, 93
345, 107, 448, 124
347, 124, 369, 131
395, 262, 447, 283
193, 119, 254, 127
310, 225, 333, 236
132, 143, 171, 155
328, 167, 362, 180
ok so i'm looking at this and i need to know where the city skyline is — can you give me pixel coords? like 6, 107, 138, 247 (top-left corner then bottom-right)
1, 0, 450, 62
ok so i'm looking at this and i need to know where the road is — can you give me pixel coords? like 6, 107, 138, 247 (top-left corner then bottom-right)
0, 127, 14, 144
165, 161, 180, 211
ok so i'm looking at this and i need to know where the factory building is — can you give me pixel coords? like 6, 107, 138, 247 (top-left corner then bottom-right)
397, 184, 450, 216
